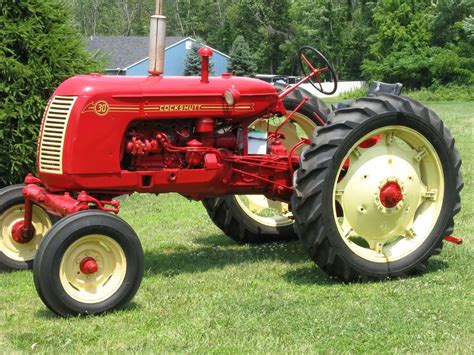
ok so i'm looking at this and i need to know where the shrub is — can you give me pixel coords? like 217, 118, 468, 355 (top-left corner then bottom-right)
0, 0, 101, 187
339, 86, 369, 100
406, 84, 474, 101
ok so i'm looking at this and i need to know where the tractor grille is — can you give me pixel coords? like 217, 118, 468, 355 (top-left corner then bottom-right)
38, 96, 77, 174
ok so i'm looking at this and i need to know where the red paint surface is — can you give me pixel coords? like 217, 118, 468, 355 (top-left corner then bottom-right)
80, 257, 98, 274
379, 181, 403, 208
359, 135, 382, 148
444, 235, 464, 244
29, 72, 322, 215
11, 221, 35, 244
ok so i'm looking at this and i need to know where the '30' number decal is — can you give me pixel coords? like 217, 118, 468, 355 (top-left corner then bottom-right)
94, 101, 109, 116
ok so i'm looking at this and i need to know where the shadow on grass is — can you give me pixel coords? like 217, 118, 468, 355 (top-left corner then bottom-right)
143, 234, 312, 277
0, 264, 13, 273
144, 234, 451, 283
425, 258, 449, 273
191, 234, 236, 247
283, 266, 335, 285
35, 302, 142, 319
284, 257, 449, 285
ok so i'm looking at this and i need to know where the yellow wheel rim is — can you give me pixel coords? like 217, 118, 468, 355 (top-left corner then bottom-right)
59, 235, 127, 304
333, 125, 444, 262
236, 112, 317, 227
0, 204, 52, 262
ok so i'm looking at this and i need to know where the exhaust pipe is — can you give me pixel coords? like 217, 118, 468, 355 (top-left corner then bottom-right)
148, 0, 166, 75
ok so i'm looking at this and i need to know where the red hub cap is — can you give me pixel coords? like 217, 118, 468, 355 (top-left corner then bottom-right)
379, 181, 403, 208
80, 257, 98, 274
11, 221, 35, 244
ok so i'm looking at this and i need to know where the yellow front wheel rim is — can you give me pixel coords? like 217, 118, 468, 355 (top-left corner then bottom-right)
333, 125, 444, 262
59, 235, 127, 304
0, 204, 52, 262
237, 112, 318, 227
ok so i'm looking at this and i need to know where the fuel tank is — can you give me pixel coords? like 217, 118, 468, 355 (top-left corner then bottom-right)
37, 74, 279, 190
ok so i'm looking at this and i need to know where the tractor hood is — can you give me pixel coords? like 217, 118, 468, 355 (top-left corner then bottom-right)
54, 74, 277, 99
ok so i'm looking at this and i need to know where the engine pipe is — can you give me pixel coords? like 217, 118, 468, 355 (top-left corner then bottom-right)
148, 0, 166, 75
199, 46, 213, 83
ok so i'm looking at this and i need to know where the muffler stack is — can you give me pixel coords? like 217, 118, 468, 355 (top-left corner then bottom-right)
148, 0, 166, 75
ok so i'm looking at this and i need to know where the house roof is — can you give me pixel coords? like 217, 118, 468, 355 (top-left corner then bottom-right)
87, 36, 230, 71
87, 36, 185, 70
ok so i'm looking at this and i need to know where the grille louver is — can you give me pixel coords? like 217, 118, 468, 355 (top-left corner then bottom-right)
39, 96, 77, 174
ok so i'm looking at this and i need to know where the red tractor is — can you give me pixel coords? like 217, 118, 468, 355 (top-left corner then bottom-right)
0, 1, 463, 316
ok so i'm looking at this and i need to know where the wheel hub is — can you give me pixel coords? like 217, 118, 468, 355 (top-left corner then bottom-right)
80, 257, 98, 274
60, 234, 127, 304
340, 154, 421, 241
11, 221, 35, 244
379, 181, 403, 208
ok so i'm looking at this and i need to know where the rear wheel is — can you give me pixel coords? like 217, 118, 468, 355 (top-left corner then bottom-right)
291, 94, 463, 281
203, 85, 330, 243
33, 211, 144, 316
0, 184, 57, 270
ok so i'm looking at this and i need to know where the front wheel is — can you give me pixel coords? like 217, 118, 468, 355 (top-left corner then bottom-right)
0, 184, 57, 270
291, 94, 463, 281
33, 211, 144, 316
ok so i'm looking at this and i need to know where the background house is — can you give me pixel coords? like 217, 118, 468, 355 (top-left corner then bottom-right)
87, 36, 229, 76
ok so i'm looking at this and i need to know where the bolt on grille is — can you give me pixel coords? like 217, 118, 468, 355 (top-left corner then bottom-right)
38, 96, 77, 174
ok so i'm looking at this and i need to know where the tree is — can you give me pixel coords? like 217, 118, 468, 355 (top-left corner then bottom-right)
228, 36, 257, 76
279, 0, 375, 80
183, 42, 214, 76
464, 16, 474, 43
361, 0, 473, 88
0, 0, 101, 186
64, 0, 473, 86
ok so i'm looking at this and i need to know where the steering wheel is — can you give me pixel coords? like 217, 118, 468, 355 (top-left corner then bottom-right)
298, 46, 338, 95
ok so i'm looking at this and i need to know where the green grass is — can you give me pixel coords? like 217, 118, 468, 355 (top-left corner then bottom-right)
0, 101, 473, 353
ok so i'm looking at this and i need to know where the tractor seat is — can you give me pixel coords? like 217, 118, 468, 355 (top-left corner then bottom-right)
367, 81, 403, 97
332, 81, 403, 111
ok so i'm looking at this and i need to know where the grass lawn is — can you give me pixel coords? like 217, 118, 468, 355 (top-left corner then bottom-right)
0, 100, 472, 353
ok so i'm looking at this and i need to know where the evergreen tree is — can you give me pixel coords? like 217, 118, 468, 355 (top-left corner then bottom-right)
183, 42, 214, 76
228, 35, 257, 76
0, 0, 101, 186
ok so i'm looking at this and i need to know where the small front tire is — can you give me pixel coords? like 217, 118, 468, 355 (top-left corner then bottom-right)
0, 184, 57, 270
33, 211, 144, 316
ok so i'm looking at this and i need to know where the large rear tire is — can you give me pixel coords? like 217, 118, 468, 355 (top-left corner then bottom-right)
203, 84, 330, 243
291, 94, 463, 281
33, 211, 144, 316
0, 184, 57, 270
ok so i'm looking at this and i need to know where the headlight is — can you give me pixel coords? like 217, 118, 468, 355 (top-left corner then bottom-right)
223, 88, 240, 106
